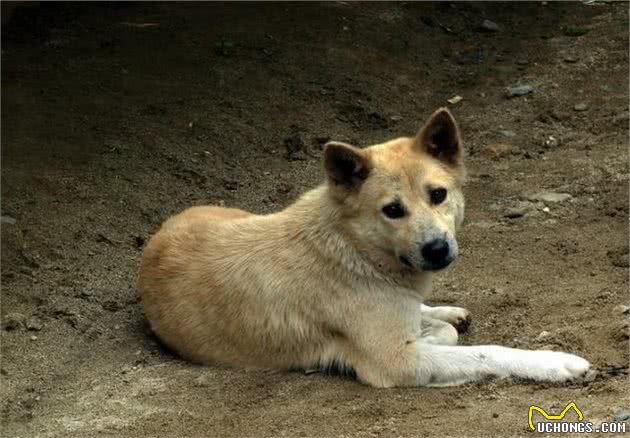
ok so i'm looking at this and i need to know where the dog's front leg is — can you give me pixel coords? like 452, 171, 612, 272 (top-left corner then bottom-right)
415, 343, 590, 387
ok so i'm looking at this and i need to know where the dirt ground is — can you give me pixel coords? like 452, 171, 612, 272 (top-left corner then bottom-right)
1, 2, 629, 437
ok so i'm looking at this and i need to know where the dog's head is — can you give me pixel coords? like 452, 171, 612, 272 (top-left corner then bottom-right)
324, 108, 466, 274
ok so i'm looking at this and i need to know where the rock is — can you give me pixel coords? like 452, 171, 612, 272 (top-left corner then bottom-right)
479, 143, 512, 160
607, 246, 629, 268
26, 317, 43, 331
613, 408, 630, 422
389, 115, 403, 122
284, 134, 308, 160
544, 136, 560, 148
574, 103, 589, 112
214, 39, 235, 57
479, 19, 499, 32
194, 374, 213, 387
536, 330, 551, 341
563, 54, 579, 63
563, 25, 589, 37
505, 84, 533, 98
612, 304, 630, 315
30, 335, 38, 341
504, 202, 533, 219
527, 192, 572, 203
497, 129, 516, 138
3, 313, 26, 330
1, 215, 16, 225
102, 300, 122, 312
447, 95, 463, 105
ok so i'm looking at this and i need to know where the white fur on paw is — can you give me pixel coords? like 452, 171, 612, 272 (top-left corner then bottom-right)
428, 306, 471, 332
518, 351, 590, 382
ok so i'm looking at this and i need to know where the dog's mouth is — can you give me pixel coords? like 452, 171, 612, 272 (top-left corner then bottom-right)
399, 255, 414, 270
422, 258, 453, 272
399, 255, 454, 272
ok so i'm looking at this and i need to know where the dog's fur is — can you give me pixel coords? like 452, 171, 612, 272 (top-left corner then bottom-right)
138, 108, 590, 387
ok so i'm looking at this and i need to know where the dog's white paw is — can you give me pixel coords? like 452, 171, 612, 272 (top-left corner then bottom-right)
515, 350, 590, 382
426, 306, 471, 333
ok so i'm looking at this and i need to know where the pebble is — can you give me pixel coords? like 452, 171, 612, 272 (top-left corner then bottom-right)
563, 54, 579, 63
447, 95, 463, 105
528, 192, 572, 203
30, 335, 38, 341
504, 202, 534, 219
3, 313, 26, 330
613, 408, 630, 422
542, 206, 551, 213
536, 330, 551, 341
479, 143, 512, 160
194, 375, 213, 387
26, 317, 43, 331
1, 215, 16, 225
612, 304, 630, 315
497, 129, 516, 138
480, 19, 499, 32
574, 103, 589, 112
544, 136, 560, 148
505, 84, 533, 98
607, 246, 629, 268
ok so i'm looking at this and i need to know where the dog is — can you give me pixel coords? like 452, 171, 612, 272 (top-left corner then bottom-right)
138, 108, 590, 387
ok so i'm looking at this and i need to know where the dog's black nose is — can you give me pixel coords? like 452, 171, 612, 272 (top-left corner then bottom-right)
421, 239, 451, 270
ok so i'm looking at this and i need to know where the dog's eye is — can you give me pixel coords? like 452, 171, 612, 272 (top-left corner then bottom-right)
430, 188, 447, 205
382, 202, 406, 219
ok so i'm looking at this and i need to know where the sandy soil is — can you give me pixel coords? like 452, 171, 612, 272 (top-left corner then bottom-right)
1, 2, 629, 437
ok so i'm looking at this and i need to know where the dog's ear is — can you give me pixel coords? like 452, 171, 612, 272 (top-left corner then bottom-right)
416, 108, 462, 167
323, 141, 372, 189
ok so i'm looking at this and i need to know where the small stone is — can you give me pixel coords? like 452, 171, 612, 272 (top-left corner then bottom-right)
574, 103, 589, 112
479, 143, 512, 160
613, 408, 630, 422
504, 202, 533, 219
389, 115, 403, 122
612, 305, 630, 315
26, 317, 43, 331
528, 192, 572, 203
3, 313, 26, 331
102, 300, 122, 312
544, 136, 560, 148
480, 19, 499, 32
563, 25, 589, 37
542, 207, 551, 213
536, 330, 551, 341
194, 375, 212, 387
505, 84, 533, 98
515, 59, 529, 66
497, 129, 516, 138
563, 54, 579, 63
447, 95, 463, 105
30, 335, 38, 341
492, 413, 499, 418
1, 215, 16, 225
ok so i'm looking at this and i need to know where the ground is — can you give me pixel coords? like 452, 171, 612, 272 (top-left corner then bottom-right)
1, 2, 629, 437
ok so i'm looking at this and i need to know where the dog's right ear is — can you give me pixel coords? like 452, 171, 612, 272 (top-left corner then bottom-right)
323, 141, 372, 189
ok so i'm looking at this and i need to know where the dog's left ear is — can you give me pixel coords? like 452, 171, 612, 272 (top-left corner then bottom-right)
416, 108, 462, 167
